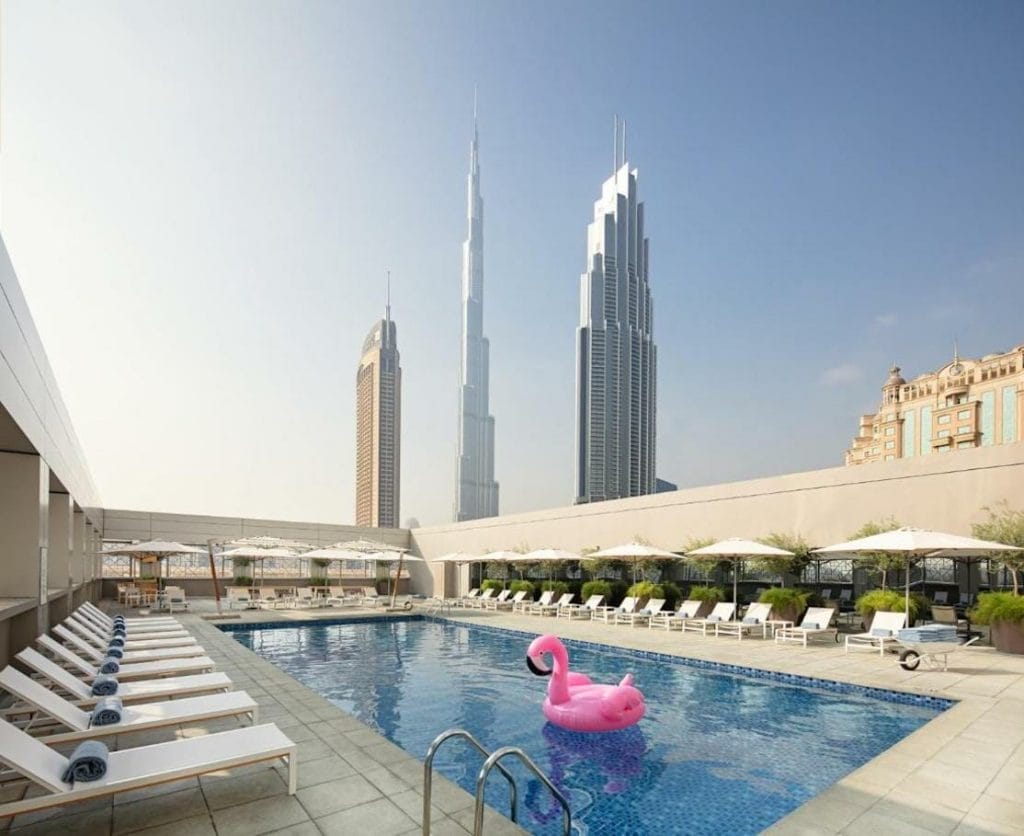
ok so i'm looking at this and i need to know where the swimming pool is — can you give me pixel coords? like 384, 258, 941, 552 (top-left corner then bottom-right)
226, 617, 949, 835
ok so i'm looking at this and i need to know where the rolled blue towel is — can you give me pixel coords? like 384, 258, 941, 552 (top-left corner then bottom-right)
112, 627, 127, 637
112, 617, 125, 626
99, 656, 120, 675
870, 628, 892, 638
742, 616, 760, 625
61, 740, 109, 783
91, 675, 119, 697
707, 615, 722, 622
106, 645, 124, 659
89, 696, 124, 727
108, 636, 125, 648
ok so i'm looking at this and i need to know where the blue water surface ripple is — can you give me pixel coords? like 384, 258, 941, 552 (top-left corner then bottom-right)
229, 618, 943, 836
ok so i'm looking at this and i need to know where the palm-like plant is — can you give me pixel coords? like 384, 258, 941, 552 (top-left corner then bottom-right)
973, 501, 1024, 596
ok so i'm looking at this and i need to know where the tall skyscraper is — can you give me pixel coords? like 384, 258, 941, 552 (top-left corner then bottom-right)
454, 97, 499, 521
355, 279, 401, 528
575, 119, 657, 504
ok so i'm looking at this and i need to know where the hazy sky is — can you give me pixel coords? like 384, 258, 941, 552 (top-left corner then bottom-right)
3, 1, 1023, 527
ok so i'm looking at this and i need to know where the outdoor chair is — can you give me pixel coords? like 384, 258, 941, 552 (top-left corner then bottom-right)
648, 600, 701, 631
326, 586, 359, 607
933, 590, 949, 605
70, 609, 190, 641
37, 635, 215, 683
715, 602, 772, 640
160, 587, 190, 614
616, 598, 666, 627
820, 588, 833, 601
592, 597, 638, 624
457, 589, 480, 607
52, 625, 206, 664
844, 610, 907, 656
930, 605, 973, 637
512, 590, 545, 614
774, 607, 839, 647
361, 587, 383, 607
522, 591, 556, 615
468, 589, 497, 609
0, 717, 296, 819
0, 666, 257, 746
531, 593, 574, 617
492, 590, 529, 610
226, 587, 255, 610
482, 589, 512, 609
680, 602, 737, 636
64, 615, 198, 651
15, 647, 232, 706
78, 603, 182, 632
557, 594, 605, 620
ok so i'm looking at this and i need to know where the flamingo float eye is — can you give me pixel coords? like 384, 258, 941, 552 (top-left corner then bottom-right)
527, 653, 552, 677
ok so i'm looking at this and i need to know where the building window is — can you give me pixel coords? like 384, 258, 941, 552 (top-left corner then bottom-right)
885, 440, 896, 450
902, 410, 915, 459
981, 390, 995, 447
884, 454, 895, 461
957, 409, 971, 420
938, 429, 950, 438
920, 406, 932, 456
884, 427, 895, 436
957, 441, 974, 449
1004, 385, 1018, 444
938, 414, 951, 425
871, 447, 880, 455
957, 426, 972, 435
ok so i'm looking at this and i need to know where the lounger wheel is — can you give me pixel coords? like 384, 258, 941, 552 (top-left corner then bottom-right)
898, 649, 921, 671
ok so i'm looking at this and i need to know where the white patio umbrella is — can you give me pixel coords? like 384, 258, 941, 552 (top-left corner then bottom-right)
587, 542, 679, 583
219, 546, 301, 587
334, 539, 412, 608
520, 548, 580, 585
303, 547, 365, 586
814, 528, 1023, 619
685, 538, 795, 607
105, 540, 206, 589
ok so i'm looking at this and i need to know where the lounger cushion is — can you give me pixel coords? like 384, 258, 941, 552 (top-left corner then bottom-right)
707, 615, 722, 622
742, 617, 760, 624
870, 628, 892, 637
62, 740, 109, 783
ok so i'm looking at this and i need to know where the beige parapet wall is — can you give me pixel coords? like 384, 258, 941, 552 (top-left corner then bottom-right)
412, 443, 1024, 598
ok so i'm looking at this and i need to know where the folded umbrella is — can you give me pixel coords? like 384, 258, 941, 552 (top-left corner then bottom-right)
61, 740, 109, 783
89, 696, 124, 727
90, 674, 119, 697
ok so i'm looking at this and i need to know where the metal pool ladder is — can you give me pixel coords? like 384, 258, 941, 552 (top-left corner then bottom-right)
423, 728, 572, 836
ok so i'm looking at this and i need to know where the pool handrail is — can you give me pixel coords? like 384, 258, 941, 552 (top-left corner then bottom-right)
474, 746, 571, 836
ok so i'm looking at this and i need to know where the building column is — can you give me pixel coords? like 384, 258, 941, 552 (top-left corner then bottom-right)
72, 507, 86, 591
0, 452, 50, 647
47, 492, 73, 625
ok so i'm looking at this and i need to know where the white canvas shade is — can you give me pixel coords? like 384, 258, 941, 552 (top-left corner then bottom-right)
587, 541, 679, 583
813, 527, 1023, 617
685, 538, 795, 606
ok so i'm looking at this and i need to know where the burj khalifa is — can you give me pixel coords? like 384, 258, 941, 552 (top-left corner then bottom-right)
454, 100, 499, 521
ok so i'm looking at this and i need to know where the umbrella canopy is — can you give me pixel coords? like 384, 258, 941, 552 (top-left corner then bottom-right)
588, 541, 679, 583
686, 538, 795, 605
333, 538, 408, 554
225, 535, 312, 551
304, 547, 365, 561
429, 552, 486, 564
521, 548, 579, 562
219, 546, 299, 559
106, 540, 206, 557
480, 550, 525, 563
814, 527, 1023, 615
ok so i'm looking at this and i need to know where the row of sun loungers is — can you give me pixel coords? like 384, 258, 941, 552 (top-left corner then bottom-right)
0, 600, 297, 820
225, 585, 388, 610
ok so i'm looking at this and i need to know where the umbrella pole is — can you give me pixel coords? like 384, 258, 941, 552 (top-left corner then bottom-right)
734, 559, 738, 607
905, 555, 911, 624
391, 556, 403, 609
208, 539, 223, 617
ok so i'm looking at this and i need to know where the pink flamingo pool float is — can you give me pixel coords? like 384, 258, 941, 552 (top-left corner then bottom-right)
526, 634, 645, 732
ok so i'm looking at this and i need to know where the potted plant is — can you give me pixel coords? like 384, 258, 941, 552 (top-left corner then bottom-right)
758, 588, 810, 624
509, 580, 535, 600
581, 580, 611, 604
855, 589, 921, 627
971, 592, 1024, 654
627, 581, 665, 609
686, 585, 725, 618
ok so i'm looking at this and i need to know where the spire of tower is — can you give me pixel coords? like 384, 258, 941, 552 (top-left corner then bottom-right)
385, 269, 391, 323
613, 114, 619, 176
621, 119, 627, 167
953, 339, 960, 365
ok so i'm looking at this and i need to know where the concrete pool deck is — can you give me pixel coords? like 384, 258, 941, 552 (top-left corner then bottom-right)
5, 602, 1022, 835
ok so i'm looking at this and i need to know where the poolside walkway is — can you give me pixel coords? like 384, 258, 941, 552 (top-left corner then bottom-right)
6, 601, 1022, 835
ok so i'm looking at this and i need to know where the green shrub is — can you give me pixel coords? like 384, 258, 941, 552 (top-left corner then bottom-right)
910, 592, 932, 622
627, 581, 665, 605
566, 579, 584, 598
509, 580, 535, 598
541, 580, 570, 596
233, 576, 253, 587
971, 591, 1024, 625
661, 581, 682, 609
855, 589, 922, 622
309, 576, 329, 587
581, 580, 612, 603
608, 580, 630, 606
758, 587, 810, 610
481, 579, 504, 592
687, 586, 725, 603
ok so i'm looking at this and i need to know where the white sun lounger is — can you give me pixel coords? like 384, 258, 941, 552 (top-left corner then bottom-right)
680, 602, 737, 635
522, 590, 556, 616
715, 602, 772, 640
648, 600, 701, 631
15, 648, 231, 707
37, 634, 215, 682
65, 615, 198, 651
0, 717, 296, 818
77, 603, 183, 633
468, 588, 496, 609
53, 625, 205, 663
491, 590, 528, 610
531, 593, 574, 617
845, 611, 907, 656
513, 590, 547, 614
774, 607, 839, 647
592, 597, 638, 624
70, 610, 191, 641
0, 667, 257, 745
557, 594, 605, 620
616, 598, 666, 627
456, 589, 480, 607
482, 589, 512, 609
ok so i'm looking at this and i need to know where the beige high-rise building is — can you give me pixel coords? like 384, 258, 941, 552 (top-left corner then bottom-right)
845, 344, 1024, 466
355, 306, 401, 528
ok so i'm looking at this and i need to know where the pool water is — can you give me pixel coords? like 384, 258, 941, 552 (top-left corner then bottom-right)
228, 618, 945, 835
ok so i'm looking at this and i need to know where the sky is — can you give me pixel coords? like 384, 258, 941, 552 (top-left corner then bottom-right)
2, 1, 1023, 527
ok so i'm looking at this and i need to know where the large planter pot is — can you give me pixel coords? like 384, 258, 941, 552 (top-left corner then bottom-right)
991, 621, 1024, 654
770, 604, 804, 625
692, 600, 716, 619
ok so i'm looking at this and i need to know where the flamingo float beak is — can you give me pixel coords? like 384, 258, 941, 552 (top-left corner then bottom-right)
527, 652, 552, 677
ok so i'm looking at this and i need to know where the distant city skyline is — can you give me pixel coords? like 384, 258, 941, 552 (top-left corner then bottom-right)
575, 124, 657, 504
3, 2, 1022, 525
454, 98, 500, 522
